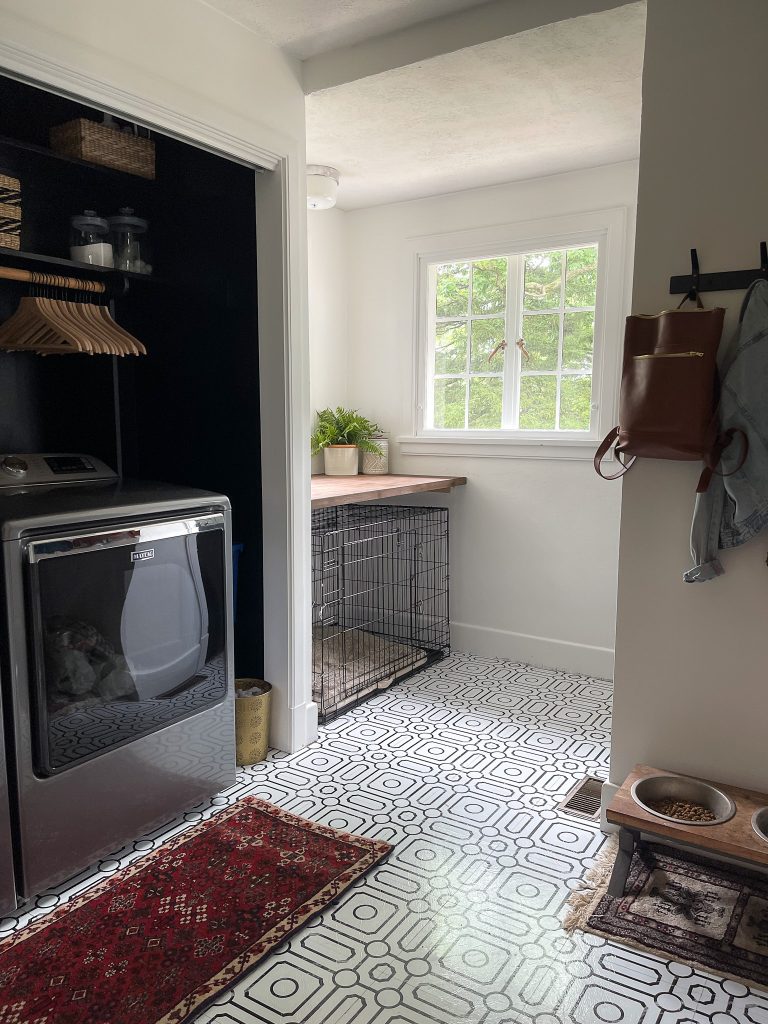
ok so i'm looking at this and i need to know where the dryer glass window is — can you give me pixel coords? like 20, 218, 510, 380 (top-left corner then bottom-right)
27, 523, 227, 774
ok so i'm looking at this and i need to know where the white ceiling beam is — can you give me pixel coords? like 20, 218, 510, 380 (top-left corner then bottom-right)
303, 0, 640, 94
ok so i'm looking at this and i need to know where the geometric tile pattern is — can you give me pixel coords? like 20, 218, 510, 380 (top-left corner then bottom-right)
47, 654, 228, 767
2, 652, 767, 1023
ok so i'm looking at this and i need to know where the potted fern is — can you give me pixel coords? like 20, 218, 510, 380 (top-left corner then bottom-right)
311, 407, 383, 476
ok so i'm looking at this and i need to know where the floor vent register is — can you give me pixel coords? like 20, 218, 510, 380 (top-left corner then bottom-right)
559, 776, 604, 820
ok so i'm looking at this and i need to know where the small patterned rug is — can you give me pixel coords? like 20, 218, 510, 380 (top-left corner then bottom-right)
565, 839, 768, 991
0, 798, 391, 1023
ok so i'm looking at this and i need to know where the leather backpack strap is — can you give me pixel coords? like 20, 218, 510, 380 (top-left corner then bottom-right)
676, 271, 705, 309
696, 427, 749, 493
594, 427, 637, 480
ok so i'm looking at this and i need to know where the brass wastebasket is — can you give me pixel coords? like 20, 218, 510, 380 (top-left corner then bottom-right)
234, 679, 272, 765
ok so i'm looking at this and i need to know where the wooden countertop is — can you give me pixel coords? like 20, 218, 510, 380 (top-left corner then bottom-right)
311, 473, 467, 509
607, 763, 768, 866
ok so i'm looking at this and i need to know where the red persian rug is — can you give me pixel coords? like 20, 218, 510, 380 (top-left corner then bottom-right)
0, 797, 391, 1023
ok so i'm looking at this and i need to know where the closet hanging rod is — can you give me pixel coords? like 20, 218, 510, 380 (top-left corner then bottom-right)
0, 266, 106, 294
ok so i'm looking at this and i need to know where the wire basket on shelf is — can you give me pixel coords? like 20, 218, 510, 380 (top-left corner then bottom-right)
312, 503, 450, 722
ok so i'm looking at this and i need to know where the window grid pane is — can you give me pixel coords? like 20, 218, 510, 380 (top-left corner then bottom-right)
469, 376, 504, 429
517, 245, 596, 433
432, 255, 510, 429
430, 246, 596, 433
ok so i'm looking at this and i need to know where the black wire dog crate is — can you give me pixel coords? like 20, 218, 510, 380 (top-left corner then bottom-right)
312, 504, 450, 722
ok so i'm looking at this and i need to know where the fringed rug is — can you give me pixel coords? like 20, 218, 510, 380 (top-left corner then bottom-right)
565, 838, 768, 991
0, 797, 391, 1024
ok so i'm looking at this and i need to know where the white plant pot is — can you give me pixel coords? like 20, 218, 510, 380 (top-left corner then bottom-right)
323, 445, 359, 476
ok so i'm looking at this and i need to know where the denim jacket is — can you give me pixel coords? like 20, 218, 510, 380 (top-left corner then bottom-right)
685, 279, 768, 582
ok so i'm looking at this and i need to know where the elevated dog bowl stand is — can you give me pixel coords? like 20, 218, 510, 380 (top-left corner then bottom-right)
606, 763, 768, 897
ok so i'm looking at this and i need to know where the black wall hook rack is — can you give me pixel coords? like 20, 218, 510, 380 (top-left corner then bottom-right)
670, 243, 768, 296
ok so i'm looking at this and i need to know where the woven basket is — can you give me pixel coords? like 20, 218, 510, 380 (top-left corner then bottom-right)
50, 119, 155, 180
0, 173, 21, 250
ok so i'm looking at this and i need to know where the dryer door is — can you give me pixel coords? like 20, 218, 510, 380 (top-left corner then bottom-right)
26, 514, 227, 775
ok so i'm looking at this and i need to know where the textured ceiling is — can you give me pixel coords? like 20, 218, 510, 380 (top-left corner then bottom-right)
201, 0, 492, 59
307, 3, 646, 209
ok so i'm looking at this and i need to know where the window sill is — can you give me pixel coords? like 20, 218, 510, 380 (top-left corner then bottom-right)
398, 434, 607, 461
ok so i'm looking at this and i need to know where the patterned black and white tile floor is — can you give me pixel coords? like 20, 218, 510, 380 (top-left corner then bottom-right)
3, 653, 767, 1023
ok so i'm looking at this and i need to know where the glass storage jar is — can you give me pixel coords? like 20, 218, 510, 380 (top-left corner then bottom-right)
108, 208, 151, 275
70, 210, 113, 268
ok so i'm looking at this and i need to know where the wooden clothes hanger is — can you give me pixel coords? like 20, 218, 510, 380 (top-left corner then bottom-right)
39, 294, 95, 352
0, 267, 146, 356
61, 293, 146, 355
57, 293, 118, 354
0, 295, 82, 353
88, 299, 147, 355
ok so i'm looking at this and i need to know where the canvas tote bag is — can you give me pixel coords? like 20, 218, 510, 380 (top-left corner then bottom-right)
593, 303, 744, 489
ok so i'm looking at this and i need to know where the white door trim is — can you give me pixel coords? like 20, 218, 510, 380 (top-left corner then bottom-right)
0, 39, 285, 170
0, 38, 317, 752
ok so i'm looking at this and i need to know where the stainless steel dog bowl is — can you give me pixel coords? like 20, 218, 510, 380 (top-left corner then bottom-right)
631, 774, 736, 826
752, 807, 768, 843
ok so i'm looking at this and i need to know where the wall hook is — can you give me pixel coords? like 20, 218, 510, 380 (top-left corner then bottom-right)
676, 248, 702, 307
670, 241, 768, 296
688, 248, 700, 299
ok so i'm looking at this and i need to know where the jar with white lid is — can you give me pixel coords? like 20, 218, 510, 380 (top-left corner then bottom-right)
108, 207, 152, 275
70, 210, 113, 268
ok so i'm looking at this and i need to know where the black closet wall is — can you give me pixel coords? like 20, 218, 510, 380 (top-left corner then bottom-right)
0, 73, 264, 677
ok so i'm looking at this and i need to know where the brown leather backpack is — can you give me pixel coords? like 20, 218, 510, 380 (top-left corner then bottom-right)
594, 304, 746, 490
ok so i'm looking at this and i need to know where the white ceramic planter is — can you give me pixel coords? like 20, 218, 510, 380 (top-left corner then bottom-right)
323, 445, 359, 476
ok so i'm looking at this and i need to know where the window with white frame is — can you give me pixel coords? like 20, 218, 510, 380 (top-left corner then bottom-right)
425, 244, 600, 435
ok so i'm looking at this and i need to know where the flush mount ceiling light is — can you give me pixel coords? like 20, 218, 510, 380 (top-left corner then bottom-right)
307, 164, 339, 210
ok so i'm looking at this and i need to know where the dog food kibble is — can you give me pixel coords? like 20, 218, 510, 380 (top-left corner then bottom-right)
647, 798, 716, 822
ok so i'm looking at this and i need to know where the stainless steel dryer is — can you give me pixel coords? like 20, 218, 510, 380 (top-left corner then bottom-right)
0, 666, 16, 915
0, 454, 235, 902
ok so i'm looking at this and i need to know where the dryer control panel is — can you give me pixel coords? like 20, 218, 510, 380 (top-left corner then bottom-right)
0, 454, 117, 487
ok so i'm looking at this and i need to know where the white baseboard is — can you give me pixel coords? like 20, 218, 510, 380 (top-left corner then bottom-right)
298, 700, 319, 751
273, 699, 317, 754
450, 621, 614, 681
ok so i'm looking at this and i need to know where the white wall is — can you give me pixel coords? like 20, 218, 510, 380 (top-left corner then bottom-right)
610, 0, 768, 792
316, 162, 637, 678
308, 209, 349, 471
0, 0, 304, 144
308, 209, 349, 414
0, 0, 315, 751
